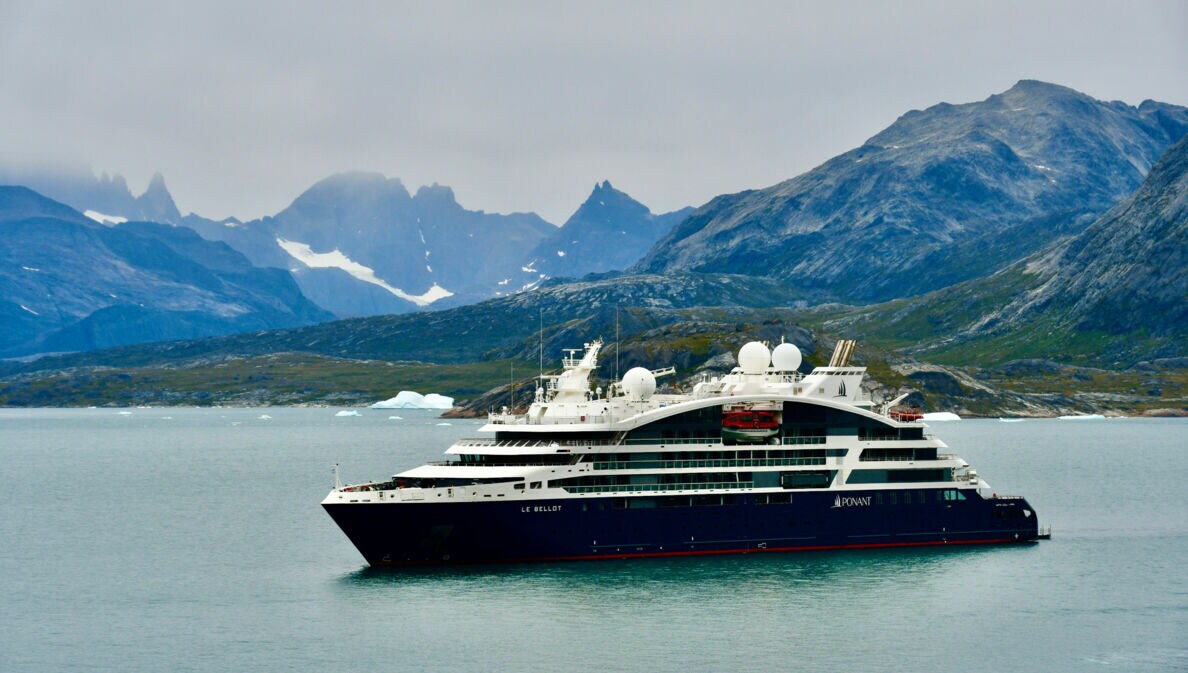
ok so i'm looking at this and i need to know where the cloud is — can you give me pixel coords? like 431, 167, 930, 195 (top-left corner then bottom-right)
1, 0, 1185, 223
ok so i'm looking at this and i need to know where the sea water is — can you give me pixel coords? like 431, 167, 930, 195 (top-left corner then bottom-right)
0, 409, 1184, 672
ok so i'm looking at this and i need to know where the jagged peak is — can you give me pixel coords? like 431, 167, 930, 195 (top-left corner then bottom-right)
581, 179, 640, 206
143, 171, 169, 196
413, 182, 457, 203
130, 170, 181, 223
99, 172, 130, 191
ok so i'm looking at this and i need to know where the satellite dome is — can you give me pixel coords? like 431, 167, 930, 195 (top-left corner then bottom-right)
771, 342, 802, 371
621, 367, 656, 401
737, 341, 771, 374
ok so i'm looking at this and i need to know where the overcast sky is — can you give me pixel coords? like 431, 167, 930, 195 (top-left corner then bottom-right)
1, 1, 1185, 224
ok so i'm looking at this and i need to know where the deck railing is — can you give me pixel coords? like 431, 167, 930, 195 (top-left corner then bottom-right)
592, 457, 825, 470
562, 481, 754, 494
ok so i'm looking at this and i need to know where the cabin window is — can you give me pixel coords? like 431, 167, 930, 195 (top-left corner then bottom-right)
756, 493, 793, 505
846, 469, 947, 484
779, 470, 834, 489
856, 446, 936, 461
530, 481, 542, 489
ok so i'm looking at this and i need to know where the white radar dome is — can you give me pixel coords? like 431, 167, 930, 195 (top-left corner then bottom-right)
771, 342, 802, 371
621, 367, 657, 401
738, 341, 771, 374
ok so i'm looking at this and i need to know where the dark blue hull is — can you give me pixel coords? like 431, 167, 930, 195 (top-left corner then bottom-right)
324, 489, 1040, 566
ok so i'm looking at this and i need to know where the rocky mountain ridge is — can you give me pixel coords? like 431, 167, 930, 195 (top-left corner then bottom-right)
634, 80, 1188, 304
822, 134, 1188, 368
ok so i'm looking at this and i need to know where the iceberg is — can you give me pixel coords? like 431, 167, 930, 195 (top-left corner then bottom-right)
370, 391, 454, 409
335, 410, 362, 417
1059, 414, 1105, 420
922, 412, 961, 421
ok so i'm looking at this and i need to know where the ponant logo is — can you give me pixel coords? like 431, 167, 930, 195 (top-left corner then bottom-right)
832, 494, 872, 508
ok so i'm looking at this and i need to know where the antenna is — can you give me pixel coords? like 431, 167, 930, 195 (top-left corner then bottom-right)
510, 361, 514, 410
539, 307, 544, 381
615, 306, 620, 383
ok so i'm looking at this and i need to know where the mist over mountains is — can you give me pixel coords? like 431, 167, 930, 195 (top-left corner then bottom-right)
0, 162, 184, 225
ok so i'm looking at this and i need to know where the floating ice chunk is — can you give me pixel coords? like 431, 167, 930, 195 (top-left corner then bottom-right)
436, 422, 452, 426
388, 415, 403, 420
258, 414, 272, 420
922, 412, 961, 421
370, 391, 454, 409
117, 411, 133, 415
998, 418, 1025, 423
335, 410, 362, 417
1058, 414, 1105, 420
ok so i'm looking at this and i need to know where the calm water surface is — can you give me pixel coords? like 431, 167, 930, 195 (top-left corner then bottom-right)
1, 409, 1185, 672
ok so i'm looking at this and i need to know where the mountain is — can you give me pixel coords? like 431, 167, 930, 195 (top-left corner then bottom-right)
5, 272, 808, 371
634, 80, 1188, 304
0, 162, 184, 224
189, 174, 693, 319
521, 181, 692, 279
184, 172, 557, 317
0, 187, 332, 357
826, 133, 1188, 367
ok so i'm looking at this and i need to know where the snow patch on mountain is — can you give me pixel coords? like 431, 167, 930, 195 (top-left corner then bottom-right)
84, 210, 127, 225
276, 237, 453, 307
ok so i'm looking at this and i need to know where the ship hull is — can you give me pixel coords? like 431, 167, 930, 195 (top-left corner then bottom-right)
323, 489, 1039, 566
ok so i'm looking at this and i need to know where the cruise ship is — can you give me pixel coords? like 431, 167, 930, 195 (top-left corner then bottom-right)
322, 339, 1041, 565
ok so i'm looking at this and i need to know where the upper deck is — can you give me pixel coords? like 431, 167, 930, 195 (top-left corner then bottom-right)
483, 339, 881, 434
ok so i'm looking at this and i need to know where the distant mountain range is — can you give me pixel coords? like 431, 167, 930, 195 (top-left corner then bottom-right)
2, 163, 689, 319
184, 175, 693, 317
181, 172, 557, 316
0, 187, 331, 357
634, 80, 1188, 304
1, 79, 1184, 387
